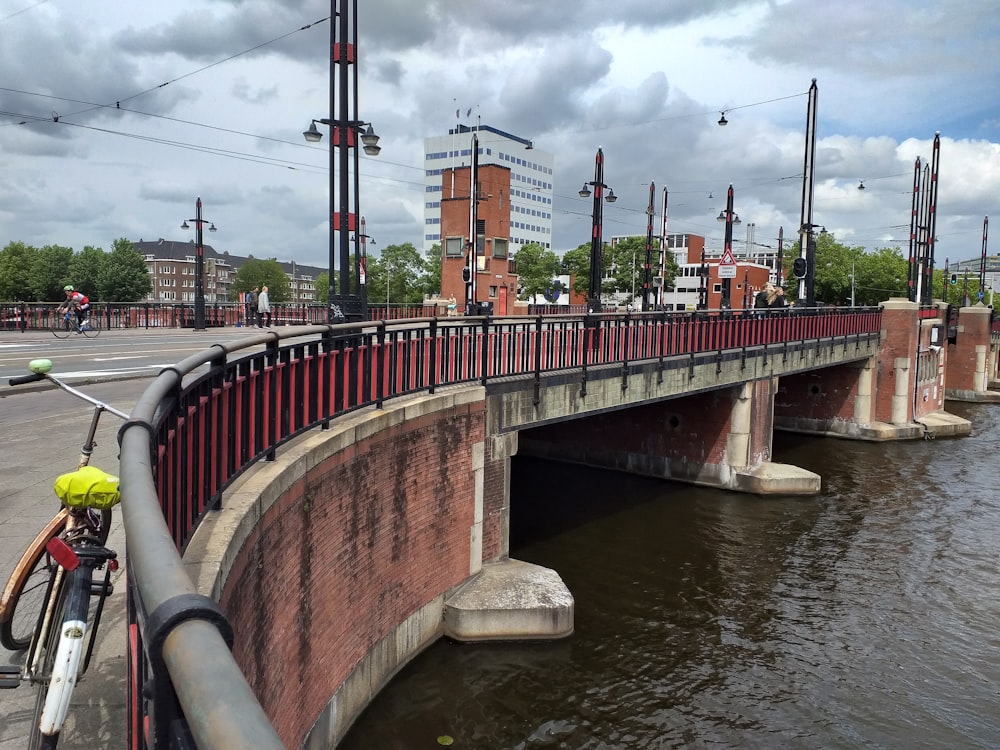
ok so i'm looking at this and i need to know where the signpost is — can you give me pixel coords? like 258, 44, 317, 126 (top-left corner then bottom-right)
719, 246, 737, 279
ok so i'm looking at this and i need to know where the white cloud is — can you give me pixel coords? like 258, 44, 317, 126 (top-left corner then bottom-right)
0, 0, 996, 276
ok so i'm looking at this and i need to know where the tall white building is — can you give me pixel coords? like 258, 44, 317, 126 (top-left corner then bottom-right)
423, 124, 554, 255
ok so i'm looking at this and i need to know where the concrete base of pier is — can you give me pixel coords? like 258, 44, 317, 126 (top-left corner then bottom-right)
946, 388, 1000, 404
731, 461, 821, 495
443, 558, 574, 642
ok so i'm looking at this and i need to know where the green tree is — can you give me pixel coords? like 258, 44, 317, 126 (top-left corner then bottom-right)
372, 242, 427, 304
0, 241, 39, 302
514, 242, 561, 301
561, 243, 595, 297
98, 238, 152, 302
314, 272, 330, 304
69, 246, 108, 299
30, 244, 74, 302
232, 258, 292, 303
420, 243, 442, 299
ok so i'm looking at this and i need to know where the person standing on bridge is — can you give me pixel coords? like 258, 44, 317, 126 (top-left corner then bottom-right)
257, 285, 271, 328
245, 286, 257, 327
755, 282, 785, 310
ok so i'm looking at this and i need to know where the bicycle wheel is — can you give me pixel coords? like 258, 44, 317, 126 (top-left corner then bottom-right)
0, 509, 109, 652
81, 315, 101, 338
50, 318, 73, 339
28, 567, 73, 750
0, 512, 66, 652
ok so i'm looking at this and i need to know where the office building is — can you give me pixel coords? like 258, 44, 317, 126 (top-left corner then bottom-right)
423, 124, 553, 255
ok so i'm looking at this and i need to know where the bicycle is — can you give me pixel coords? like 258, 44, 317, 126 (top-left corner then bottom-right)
51, 310, 102, 338
0, 358, 129, 749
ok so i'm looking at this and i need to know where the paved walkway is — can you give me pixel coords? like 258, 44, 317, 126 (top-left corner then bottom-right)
0, 379, 146, 748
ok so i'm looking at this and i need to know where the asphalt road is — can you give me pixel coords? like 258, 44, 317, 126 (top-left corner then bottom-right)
0, 326, 264, 384
0, 328, 274, 747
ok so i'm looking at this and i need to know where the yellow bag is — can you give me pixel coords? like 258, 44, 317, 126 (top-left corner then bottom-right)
54, 466, 121, 509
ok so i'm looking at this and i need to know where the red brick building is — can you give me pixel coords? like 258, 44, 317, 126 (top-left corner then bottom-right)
439, 164, 520, 315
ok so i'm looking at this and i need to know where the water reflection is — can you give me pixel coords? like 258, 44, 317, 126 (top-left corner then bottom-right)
339, 403, 1000, 749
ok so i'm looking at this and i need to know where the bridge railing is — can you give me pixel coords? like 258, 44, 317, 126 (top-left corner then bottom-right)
116, 307, 882, 749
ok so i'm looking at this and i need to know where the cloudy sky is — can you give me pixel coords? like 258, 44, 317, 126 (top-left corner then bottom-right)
1, 0, 998, 276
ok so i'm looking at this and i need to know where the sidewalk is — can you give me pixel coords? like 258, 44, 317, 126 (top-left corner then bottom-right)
0, 382, 143, 748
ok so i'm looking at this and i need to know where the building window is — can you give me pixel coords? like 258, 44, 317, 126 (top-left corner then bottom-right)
492, 237, 508, 259
445, 236, 464, 257
489, 286, 497, 298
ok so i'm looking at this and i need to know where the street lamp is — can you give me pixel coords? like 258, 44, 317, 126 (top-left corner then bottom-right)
303, 0, 381, 323
715, 184, 741, 310
180, 196, 217, 331
579, 147, 617, 313
352, 215, 375, 313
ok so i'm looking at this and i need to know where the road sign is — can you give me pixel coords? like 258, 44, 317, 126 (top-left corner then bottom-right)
719, 246, 737, 278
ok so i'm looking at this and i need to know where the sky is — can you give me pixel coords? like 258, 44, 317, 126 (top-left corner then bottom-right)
1, 0, 999, 277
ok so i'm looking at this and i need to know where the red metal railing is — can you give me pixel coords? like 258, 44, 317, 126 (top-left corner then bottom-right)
117, 306, 882, 749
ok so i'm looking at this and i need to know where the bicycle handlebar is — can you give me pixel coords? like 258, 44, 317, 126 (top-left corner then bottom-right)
8, 372, 46, 386
7, 358, 130, 420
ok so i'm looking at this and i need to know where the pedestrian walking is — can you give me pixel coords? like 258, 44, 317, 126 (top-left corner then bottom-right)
245, 286, 257, 327
257, 285, 271, 327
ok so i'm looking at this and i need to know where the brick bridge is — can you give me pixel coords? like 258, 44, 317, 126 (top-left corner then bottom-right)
118, 300, 998, 749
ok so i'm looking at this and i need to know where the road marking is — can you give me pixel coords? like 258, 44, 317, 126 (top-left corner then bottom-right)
94, 356, 145, 362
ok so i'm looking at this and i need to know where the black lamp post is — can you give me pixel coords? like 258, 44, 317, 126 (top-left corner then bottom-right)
578, 148, 617, 313
715, 184, 741, 310
303, 0, 380, 323
181, 196, 217, 331
354, 215, 375, 312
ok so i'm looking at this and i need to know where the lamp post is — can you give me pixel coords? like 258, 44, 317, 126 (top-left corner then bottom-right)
355, 215, 375, 313
578, 148, 617, 313
715, 184, 741, 310
181, 196, 217, 331
303, 0, 381, 323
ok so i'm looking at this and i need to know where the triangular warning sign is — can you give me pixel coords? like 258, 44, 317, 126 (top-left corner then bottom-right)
720, 247, 736, 265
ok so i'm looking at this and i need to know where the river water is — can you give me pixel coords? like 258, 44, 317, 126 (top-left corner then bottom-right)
338, 402, 1000, 749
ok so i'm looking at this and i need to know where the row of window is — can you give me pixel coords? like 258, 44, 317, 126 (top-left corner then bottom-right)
426, 148, 552, 177
443, 236, 510, 259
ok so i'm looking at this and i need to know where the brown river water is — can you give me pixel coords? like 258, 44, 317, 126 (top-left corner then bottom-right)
339, 401, 1000, 749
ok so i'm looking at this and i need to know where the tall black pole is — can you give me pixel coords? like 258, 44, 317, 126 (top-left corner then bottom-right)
981, 216, 990, 297
907, 156, 921, 302
925, 132, 940, 305
797, 79, 818, 307
195, 197, 205, 330
721, 184, 735, 310
642, 181, 655, 311
587, 148, 606, 313
776, 226, 784, 287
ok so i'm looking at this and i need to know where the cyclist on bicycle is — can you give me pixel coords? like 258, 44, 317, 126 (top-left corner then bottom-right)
57, 285, 91, 332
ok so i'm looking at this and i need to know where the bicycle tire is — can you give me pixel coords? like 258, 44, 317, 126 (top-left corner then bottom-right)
28, 567, 72, 750
0, 509, 110, 652
81, 315, 101, 338
49, 319, 73, 339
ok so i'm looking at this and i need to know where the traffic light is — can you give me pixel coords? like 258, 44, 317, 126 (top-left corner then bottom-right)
462, 266, 472, 283
792, 257, 807, 278
950, 273, 957, 285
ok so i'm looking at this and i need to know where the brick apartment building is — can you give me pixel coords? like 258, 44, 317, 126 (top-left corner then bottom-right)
131, 240, 326, 304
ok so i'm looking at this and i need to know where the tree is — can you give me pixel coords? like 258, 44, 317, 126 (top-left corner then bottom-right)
232, 258, 291, 303
0, 242, 39, 302
98, 238, 152, 302
371, 242, 427, 304
69, 246, 107, 300
561, 243, 594, 297
514, 243, 561, 301
419, 243, 442, 299
30, 244, 74, 302
314, 272, 330, 304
